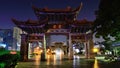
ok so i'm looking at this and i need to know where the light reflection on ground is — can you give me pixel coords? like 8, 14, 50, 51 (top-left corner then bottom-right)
93, 59, 99, 68
16, 54, 120, 68
16, 55, 102, 68
46, 54, 63, 65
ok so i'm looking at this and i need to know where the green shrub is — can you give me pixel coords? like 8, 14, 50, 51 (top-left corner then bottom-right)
0, 51, 20, 68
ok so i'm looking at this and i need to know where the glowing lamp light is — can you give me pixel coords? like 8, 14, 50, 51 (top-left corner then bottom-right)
10, 51, 17, 54
36, 47, 39, 49
75, 49, 80, 53
0, 43, 6, 48
55, 48, 63, 55
53, 25, 57, 29
93, 48, 99, 53
40, 49, 43, 53
55, 50, 61, 55
58, 25, 61, 28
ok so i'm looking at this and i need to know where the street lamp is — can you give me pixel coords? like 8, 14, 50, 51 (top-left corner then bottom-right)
93, 48, 99, 53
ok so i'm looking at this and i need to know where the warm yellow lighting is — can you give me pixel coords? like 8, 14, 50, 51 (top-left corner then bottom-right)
46, 55, 50, 65
40, 49, 43, 53
93, 48, 99, 53
34, 58, 40, 65
53, 55, 56, 65
36, 47, 39, 49
10, 51, 17, 54
93, 59, 99, 68
53, 25, 57, 29
46, 49, 52, 55
58, 25, 61, 28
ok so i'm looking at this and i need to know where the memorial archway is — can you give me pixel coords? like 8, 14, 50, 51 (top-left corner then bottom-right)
12, 3, 94, 61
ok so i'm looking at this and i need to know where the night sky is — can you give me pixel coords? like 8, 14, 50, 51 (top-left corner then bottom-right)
0, 0, 99, 29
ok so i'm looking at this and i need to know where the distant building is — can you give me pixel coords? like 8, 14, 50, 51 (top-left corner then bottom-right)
0, 29, 13, 50
13, 27, 22, 50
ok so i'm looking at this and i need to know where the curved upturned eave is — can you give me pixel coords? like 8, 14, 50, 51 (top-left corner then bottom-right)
19, 26, 44, 34
72, 2, 83, 13
11, 18, 24, 26
11, 18, 48, 26
32, 2, 82, 13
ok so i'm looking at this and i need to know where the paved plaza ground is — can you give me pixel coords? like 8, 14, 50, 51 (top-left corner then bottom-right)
14, 55, 120, 68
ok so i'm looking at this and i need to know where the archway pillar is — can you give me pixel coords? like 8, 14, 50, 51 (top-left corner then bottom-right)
68, 34, 73, 60
84, 39, 94, 59
84, 42, 89, 58
41, 34, 47, 61
20, 34, 28, 61
88, 39, 94, 59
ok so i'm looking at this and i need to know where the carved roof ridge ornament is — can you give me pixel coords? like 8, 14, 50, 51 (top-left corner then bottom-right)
12, 17, 48, 26
32, 2, 83, 13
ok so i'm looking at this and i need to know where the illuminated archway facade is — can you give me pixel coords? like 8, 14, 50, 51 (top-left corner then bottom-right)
12, 3, 94, 61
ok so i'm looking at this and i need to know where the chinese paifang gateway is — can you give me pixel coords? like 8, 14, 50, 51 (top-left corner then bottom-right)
12, 3, 94, 61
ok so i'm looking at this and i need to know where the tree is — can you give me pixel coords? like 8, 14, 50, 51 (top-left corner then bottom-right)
101, 40, 113, 51
94, 0, 120, 41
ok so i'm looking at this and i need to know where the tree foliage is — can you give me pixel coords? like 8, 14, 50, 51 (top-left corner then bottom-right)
94, 0, 120, 41
101, 40, 113, 50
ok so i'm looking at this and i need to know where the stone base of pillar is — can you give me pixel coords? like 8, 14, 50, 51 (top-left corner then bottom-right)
85, 54, 95, 59
41, 52, 46, 61
20, 54, 28, 62
68, 52, 73, 60
89, 39, 95, 59
89, 53, 95, 59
